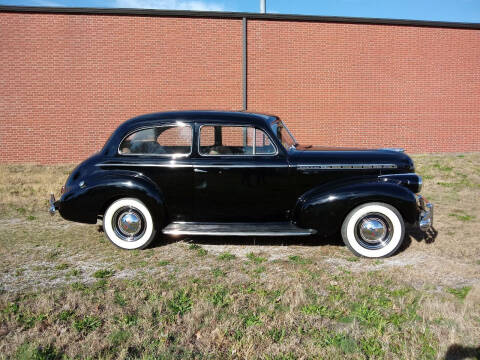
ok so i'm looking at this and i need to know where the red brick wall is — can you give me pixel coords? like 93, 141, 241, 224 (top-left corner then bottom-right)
0, 13, 242, 163
0, 12, 479, 163
248, 21, 480, 152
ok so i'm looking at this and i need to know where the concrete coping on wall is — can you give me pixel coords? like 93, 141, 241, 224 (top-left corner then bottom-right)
1, 5, 480, 30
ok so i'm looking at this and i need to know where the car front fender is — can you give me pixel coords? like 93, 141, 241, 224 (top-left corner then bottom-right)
294, 180, 417, 235
58, 170, 166, 224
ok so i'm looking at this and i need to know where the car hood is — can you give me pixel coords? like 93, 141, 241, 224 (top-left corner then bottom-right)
289, 144, 414, 172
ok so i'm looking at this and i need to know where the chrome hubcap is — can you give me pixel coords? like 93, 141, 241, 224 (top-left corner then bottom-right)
355, 213, 393, 249
118, 212, 142, 236
359, 218, 387, 243
112, 207, 145, 242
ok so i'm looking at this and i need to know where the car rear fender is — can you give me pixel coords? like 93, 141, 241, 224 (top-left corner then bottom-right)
59, 169, 166, 224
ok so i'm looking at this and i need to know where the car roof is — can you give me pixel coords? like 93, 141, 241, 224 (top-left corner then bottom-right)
124, 110, 278, 128
102, 111, 281, 155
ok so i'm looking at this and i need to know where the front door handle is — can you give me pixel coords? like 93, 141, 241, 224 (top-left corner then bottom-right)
194, 168, 208, 173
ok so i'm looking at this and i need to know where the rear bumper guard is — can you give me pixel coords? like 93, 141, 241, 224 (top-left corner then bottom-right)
49, 193, 58, 215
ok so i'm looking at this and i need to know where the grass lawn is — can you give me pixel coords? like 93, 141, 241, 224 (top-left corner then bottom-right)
0, 153, 479, 359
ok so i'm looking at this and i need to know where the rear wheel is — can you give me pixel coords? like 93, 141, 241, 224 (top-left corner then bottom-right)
341, 202, 405, 258
103, 198, 156, 250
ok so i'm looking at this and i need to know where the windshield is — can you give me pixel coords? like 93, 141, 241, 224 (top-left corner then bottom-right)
271, 120, 297, 150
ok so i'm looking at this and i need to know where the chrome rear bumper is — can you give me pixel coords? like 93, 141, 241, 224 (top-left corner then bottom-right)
417, 195, 433, 231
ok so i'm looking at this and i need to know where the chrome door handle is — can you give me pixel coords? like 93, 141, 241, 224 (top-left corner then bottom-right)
194, 168, 208, 173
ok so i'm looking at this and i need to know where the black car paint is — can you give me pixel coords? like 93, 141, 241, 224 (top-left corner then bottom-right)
57, 111, 421, 233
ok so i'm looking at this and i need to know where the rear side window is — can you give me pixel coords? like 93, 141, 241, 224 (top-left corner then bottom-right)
199, 125, 276, 156
119, 124, 192, 156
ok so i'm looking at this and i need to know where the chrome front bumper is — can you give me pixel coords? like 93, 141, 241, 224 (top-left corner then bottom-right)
417, 195, 433, 231
49, 193, 57, 215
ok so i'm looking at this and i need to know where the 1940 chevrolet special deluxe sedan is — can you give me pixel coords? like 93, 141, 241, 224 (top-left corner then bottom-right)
49, 111, 433, 258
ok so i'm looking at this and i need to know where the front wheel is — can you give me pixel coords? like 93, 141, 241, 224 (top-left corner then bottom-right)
103, 198, 156, 250
341, 202, 405, 258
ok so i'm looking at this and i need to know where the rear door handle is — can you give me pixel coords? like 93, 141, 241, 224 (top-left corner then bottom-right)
194, 168, 208, 173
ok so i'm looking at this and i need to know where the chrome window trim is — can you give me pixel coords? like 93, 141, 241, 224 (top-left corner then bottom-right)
117, 122, 193, 158
271, 119, 297, 151
197, 124, 278, 157
298, 164, 398, 170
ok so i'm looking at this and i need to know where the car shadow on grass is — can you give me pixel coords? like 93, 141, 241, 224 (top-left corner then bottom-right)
444, 344, 480, 360
397, 225, 438, 254
158, 233, 344, 248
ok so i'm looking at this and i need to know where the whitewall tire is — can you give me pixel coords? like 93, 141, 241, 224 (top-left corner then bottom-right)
341, 202, 405, 258
103, 198, 156, 250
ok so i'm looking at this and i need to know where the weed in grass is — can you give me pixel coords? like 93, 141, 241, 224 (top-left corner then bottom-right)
351, 303, 386, 332
268, 328, 286, 343
211, 267, 226, 278
197, 248, 208, 256
158, 260, 170, 266
114, 291, 127, 306
167, 290, 192, 316
449, 212, 475, 222
71, 282, 87, 292
92, 269, 115, 279
476, 260, 480, 265
208, 286, 231, 308
419, 328, 438, 359
55, 263, 69, 270
218, 252, 236, 261
2, 302, 19, 315
301, 304, 341, 319
16, 207, 26, 215
17, 312, 47, 329
16, 343, 61, 360
241, 312, 262, 327
433, 163, 453, 172
72, 315, 101, 334
26, 215, 36, 221
346, 256, 359, 262
47, 250, 60, 260
265, 354, 297, 360
288, 255, 311, 265
65, 269, 81, 278
188, 244, 200, 250
15, 269, 25, 277
247, 252, 267, 264
360, 337, 384, 357
109, 329, 131, 347
57, 310, 75, 322
120, 314, 138, 327
447, 286, 472, 301
254, 266, 266, 275
312, 329, 357, 354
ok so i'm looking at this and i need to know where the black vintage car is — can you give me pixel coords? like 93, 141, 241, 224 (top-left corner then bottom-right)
49, 111, 433, 258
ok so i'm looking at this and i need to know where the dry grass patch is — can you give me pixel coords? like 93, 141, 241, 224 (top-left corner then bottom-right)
0, 154, 479, 359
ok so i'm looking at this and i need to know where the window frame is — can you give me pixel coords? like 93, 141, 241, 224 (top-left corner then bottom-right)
197, 124, 278, 157
117, 123, 193, 158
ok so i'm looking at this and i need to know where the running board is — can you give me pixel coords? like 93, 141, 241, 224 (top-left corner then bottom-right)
162, 222, 316, 236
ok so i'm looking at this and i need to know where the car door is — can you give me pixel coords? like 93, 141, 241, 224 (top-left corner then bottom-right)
192, 123, 291, 222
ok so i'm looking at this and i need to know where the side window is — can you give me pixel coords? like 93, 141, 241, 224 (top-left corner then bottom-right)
255, 128, 276, 155
199, 125, 253, 155
119, 125, 192, 155
199, 125, 276, 156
